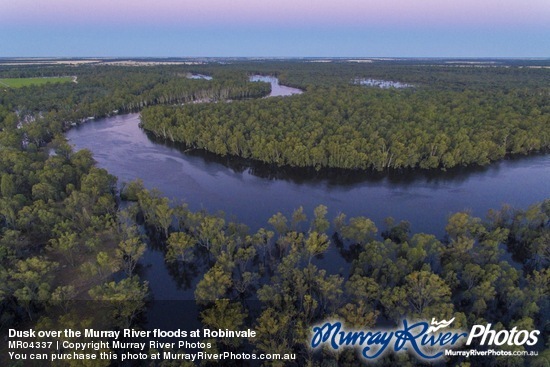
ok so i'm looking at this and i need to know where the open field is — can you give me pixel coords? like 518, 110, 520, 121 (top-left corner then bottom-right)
0, 76, 74, 88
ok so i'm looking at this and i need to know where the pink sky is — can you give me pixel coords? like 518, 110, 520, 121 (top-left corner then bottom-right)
3, 0, 550, 28
2, 0, 549, 57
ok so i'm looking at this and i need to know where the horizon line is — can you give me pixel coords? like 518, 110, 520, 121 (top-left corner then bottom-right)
2, 56, 550, 60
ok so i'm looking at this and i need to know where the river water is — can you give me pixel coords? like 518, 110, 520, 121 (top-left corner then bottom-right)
66, 87, 549, 300
250, 75, 302, 96
66, 113, 549, 237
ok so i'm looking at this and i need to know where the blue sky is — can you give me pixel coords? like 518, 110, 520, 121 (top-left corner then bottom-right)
1, 0, 549, 57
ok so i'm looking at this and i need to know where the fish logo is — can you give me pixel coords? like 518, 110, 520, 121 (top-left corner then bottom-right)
426, 318, 455, 333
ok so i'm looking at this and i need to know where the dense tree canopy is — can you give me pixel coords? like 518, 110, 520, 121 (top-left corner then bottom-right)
124, 59, 550, 171
128, 182, 549, 366
141, 86, 549, 170
1, 59, 548, 366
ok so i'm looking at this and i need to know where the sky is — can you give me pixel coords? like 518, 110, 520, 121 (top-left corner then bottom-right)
1, 0, 549, 57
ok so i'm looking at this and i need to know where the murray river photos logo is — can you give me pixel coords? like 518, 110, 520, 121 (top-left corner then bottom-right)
310, 318, 540, 361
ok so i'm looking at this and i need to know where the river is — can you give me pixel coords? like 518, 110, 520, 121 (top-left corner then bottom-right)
250, 75, 302, 96
66, 89, 549, 301
66, 113, 549, 238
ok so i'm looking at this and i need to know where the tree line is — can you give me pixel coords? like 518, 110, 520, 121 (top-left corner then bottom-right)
1, 65, 271, 145
0, 103, 149, 366
1, 60, 549, 366
126, 180, 549, 367
141, 85, 549, 170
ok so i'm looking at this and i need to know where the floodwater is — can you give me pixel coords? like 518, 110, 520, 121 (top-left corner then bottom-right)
67, 113, 549, 238
249, 75, 303, 96
354, 78, 413, 88
66, 94, 549, 301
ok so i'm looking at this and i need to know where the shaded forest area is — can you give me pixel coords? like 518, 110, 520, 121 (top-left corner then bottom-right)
141, 86, 549, 170
137, 60, 550, 171
0, 64, 271, 148
0, 59, 549, 366
126, 184, 549, 366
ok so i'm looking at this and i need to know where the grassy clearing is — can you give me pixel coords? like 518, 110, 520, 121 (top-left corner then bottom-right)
0, 76, 74, 88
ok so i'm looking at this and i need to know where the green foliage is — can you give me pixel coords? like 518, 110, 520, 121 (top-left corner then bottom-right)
9, 257, 58, 319
382, 218, 411, 243
311, 205, 330, 233
0, 100, 138, 334
531, 346, 550, 367
89, 276, 149, 328
0, 76, 73, 88
195, 215, 226, 254
120, 179, 145, 201
1, 173, 16, 197
200, 299, 248, 347
268, 212, 288, 236
116, 235, 146, 276
154, 199, 174, 238
304, 231, 330, 263
291, 206, 307, 231
50, 285, 77, 312
141, 83, 549, 171
1, 61, 548, 366
404, 270, 453, 317
49, 231, 79, 266
194, 264, 232, 305
340, 216, 378, 245
166, 231, 195, 263
253, 307, 294, 361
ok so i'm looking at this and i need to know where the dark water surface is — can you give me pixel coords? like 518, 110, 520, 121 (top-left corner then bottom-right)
67, 113, 549, 236
66, 113, 550, 299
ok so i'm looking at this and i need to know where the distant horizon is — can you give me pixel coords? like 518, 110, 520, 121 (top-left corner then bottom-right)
2, 56, 550, 60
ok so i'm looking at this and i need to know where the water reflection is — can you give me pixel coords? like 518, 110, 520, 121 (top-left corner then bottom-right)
187, 73, 213, 80
249, 75, 303, 96
147, 131, 546, 188
67, 113, 550, 239
67, 113, 549, 301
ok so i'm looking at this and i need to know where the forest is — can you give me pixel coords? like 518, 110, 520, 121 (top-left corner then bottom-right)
4, 59, 547, 171
140, 86, 549, 170
137, 60, 550, 171
0, 59, 549, 366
